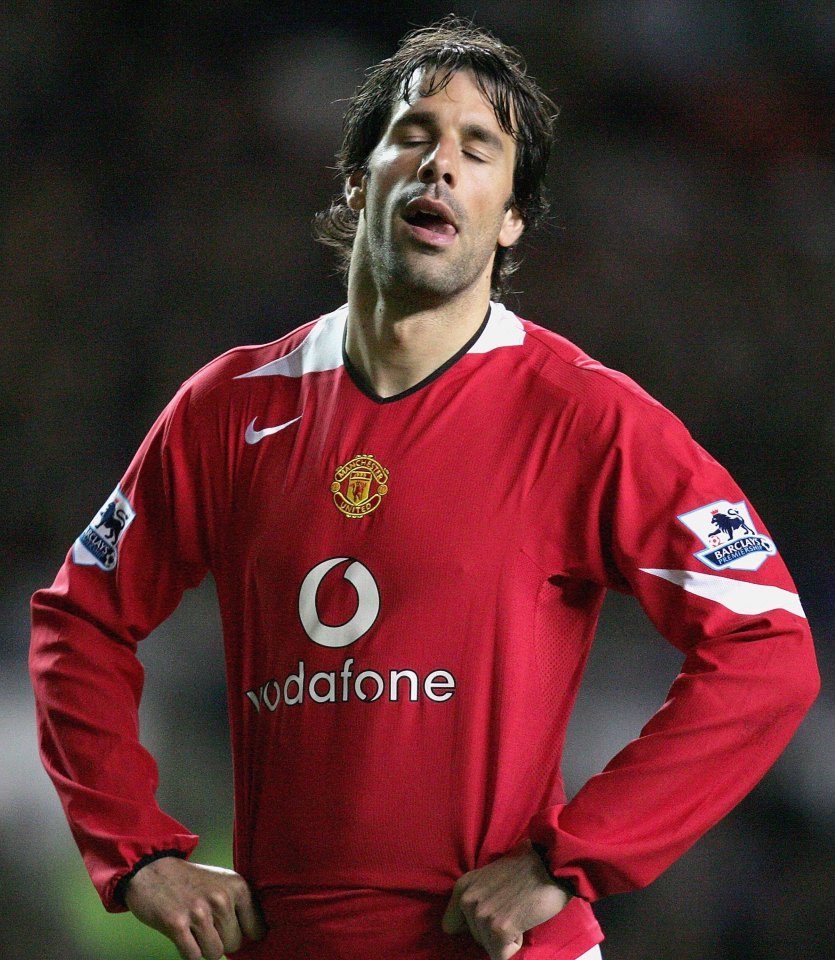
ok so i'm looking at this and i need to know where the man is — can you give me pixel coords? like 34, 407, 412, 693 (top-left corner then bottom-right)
30, 19, 818, 960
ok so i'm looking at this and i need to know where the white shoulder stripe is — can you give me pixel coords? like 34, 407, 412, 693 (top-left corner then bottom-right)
640, 568, 806, 618
467, 301, 525, 353
235, 306, 347, 380
237, 302, 522, 380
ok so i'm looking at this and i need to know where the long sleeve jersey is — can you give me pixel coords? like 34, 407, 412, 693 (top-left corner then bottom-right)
30, 302, 819, 959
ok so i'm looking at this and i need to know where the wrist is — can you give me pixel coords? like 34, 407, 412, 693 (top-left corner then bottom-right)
530, 842, 579, 900
113, 849, 188, 907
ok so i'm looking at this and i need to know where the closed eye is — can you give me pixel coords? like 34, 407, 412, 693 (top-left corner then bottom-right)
400, 139, 488, 162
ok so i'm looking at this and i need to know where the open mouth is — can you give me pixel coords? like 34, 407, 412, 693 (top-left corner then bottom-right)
403, 210, 457, 236
402, 198, 458, 244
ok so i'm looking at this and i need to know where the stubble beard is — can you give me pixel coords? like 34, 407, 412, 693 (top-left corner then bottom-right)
368, 212, 503, 309
375, 242, 484, 307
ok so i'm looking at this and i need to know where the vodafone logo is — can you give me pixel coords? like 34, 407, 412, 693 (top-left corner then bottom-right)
244, 556, 457, 713
298, 557, 380, 648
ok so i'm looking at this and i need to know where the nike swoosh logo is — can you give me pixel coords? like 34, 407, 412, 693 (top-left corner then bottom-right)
245, 415, 302, 445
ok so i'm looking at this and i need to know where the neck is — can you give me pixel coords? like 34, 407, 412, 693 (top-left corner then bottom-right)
344, 258, 493, 400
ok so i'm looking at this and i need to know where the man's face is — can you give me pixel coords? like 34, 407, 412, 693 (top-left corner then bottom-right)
346, 69, 524, 303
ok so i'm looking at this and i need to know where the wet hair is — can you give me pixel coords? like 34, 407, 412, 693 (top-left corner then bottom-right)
314, 16, 558, 299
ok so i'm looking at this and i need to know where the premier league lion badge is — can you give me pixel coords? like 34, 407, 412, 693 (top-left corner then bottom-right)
678, 499, 777, 572
72, 487, 136, 571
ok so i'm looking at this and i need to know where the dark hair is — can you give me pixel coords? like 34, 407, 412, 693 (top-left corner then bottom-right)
314, 17, 558, 299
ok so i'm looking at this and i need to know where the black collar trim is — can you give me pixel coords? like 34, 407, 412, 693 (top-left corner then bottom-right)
342, 305, 492, 405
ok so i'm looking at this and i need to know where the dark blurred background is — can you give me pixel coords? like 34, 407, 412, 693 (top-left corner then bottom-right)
2, 2, 832, 958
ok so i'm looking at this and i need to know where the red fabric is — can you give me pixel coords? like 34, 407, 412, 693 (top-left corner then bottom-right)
30, 303, 818, 954
230, 888, 601, 960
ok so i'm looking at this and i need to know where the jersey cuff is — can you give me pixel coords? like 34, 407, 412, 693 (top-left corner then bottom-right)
531, 842, 584, 900
112, 849, 188, 907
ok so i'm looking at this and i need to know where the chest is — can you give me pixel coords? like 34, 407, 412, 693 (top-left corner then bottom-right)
227, 371, 564, 584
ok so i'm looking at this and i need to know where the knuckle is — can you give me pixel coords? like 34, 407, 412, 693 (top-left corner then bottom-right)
189, 902, 212, 926
473, 903, 492, 923
459, 890, 478, 912
231, 874, 252, 900
208, 888, 233, 914
168, 912, 194, 937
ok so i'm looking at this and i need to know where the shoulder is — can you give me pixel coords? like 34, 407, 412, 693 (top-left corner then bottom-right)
192, 307, 346, 393
172, 305, 348, 408
496, 305, 675, 419
140, 306, 346, 453
492, 304, 705, 458
511, 310, 660, 409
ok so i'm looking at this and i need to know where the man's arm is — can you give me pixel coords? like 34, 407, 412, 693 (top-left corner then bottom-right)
30, 555, 203, 910
529, 592, 818, 900
29, 384, 234, 916
444, 396, 818, 947
30, 563, 268, 957
527, 402, 820, 902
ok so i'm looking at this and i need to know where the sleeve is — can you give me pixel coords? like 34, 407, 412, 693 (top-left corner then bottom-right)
29, 383, 216, 911
529, 397, 820, 902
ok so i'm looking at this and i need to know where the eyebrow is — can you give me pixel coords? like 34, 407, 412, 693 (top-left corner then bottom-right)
391, 111, 505, 153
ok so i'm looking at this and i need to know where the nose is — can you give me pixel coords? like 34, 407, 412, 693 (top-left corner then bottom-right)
417, 139, 457, 188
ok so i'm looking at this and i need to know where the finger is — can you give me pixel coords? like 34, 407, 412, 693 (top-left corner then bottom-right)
454, 888, 492, 949
215, 912, 245, 956
203, 888, 245, 954
477, 914, 525, 960
171, 928, 202, 960
236, 885, 269, 942
442, 886, 468, 935
490, 934, 524, 960
463, 910, 485, 949
162, 912, 205, 960
190, 912, 226, 960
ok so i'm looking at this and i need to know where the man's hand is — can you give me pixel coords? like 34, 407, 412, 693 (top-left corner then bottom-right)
124, 857, 268, 960
442, 842, 571, 960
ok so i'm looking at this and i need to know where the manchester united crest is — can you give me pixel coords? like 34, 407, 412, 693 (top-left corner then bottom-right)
331, 454, 389, 518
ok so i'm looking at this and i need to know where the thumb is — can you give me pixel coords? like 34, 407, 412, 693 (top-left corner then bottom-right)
492, 938, 524, 960
236, 885, 269, 942
441, 891, 467, 935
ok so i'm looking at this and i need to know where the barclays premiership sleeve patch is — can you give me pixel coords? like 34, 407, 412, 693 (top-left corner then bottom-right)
72, 487, 136, 571
677, 500, 777, 572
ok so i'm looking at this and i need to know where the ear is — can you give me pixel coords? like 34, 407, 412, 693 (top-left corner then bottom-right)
497, 205, 525, 248
345, 170, 367, 212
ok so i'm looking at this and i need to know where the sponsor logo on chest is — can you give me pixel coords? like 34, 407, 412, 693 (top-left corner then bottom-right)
244, 556, 456, 712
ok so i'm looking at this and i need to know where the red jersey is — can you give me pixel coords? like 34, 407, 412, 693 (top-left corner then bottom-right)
30, 302, 818, 959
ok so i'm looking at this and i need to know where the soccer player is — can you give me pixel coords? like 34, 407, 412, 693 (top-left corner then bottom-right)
30, 18, 818, 960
